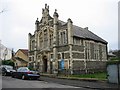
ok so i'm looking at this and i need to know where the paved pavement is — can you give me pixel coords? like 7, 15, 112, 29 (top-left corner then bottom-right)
40, 75, 120, 89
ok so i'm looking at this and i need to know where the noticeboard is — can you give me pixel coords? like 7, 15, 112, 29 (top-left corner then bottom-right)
60, 59, 64, 70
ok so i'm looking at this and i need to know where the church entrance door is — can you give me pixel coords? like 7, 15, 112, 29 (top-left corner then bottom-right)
43, 56, 47, 72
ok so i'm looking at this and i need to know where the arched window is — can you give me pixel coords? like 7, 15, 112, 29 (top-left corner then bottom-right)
32, 40, 35, 50
50, 34, 52, 46
44, 29, 48, 48
59, 31, 67, 45
39, 33, 43, 49
50, 34, 53, 47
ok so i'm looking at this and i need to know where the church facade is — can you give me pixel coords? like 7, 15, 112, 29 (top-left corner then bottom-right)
28, 4, 108, 74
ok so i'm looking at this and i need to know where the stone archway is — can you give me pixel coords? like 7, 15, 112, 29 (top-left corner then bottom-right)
43, 55, 48, 72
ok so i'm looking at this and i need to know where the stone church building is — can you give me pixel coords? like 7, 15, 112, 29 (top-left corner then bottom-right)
28, 4, 108, 74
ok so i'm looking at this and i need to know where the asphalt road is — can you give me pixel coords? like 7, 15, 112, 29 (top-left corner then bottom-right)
2, 76, 119, 90
40, 76, 119, 89
2, 76, 93, 89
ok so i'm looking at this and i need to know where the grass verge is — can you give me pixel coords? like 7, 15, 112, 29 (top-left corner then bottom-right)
65, 72, 107, 80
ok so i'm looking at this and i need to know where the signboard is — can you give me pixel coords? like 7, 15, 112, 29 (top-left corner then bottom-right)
60, 59, 64, 70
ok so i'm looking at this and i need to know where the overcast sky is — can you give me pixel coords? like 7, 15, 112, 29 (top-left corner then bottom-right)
0, 0, 119, 52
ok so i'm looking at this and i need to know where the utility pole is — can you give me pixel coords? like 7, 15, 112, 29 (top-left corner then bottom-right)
0, 40, 2, 61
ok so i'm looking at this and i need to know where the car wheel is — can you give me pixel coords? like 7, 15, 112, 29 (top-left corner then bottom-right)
36, 78, 40, 81
3, 72, 7, 76
11, 74, 14, 78
22, 75, 25, 80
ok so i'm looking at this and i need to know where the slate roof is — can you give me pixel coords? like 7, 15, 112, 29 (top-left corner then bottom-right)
73, 25, 107, 44
19, 49, 28, 56
58, 20, 107, 44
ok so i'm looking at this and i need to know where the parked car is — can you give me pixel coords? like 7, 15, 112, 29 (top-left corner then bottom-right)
1, 65, 16, 76
11, 67, 40, 80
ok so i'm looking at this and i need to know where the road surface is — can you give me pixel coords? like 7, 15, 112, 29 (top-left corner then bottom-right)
2, 76, 93, 89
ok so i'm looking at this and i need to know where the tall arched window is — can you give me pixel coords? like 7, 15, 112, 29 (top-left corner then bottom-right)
50, 34, 52, 46
50, 33, 53, 47
39, 33, 43, 49
44, 29, 48, 48
59, 31, 67, 45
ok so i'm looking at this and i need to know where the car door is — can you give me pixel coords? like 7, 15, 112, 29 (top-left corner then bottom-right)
16, 68, 23, 78
20, 68, 29, 76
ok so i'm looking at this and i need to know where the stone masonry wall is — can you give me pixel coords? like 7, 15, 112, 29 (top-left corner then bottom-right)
72, 45, 84, 52
72, 60, 106, 74
57, 45, 69, 52
72, 53, 84, 59
86, 61, 106, 73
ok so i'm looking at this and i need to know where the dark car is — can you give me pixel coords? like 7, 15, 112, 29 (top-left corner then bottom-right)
11, 67, 40, 80
1, 65, 16, 76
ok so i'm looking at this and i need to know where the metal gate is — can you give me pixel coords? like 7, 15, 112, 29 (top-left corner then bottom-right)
107, 64, 120, 84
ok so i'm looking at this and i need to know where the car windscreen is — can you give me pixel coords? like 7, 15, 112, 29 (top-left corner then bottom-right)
22, 68, 29, 72
20, 67, 30, 72
5, 66, 13, 70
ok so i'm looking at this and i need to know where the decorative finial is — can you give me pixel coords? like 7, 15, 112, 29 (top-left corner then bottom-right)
45, 3, 47, 8
35, 18, 39, 24
67, 18, 73, 23
48, 5, 49, 9
53, 9, 59, 17
84, 27, 88, 30
55, 9, 57, 12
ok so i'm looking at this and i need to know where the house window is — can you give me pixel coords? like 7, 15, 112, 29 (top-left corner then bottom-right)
62, 53, 64, 59
44, 29, 48, 48
29, 57, 31, 61
32, 57, 34, 61
59, 31, 67, 45
38, 56, 40, 60
50, 34, 52, 46
90, 43, 94, 59
63, 32, 66, 44
51, 54, 53, 59
32, 40, 35, 50
73, 37, 81, 45
50, 54, 53, 61
80, 39, 83, 45
50, 34, 53, 47
61, 32, 63, 45
58, 54, 61, 59
85, 42, 91, 60
39, 34, 43, 49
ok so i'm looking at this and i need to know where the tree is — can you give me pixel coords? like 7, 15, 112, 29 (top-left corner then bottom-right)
112, 50, 120, 58
2, 60, 15, 67
109, 49, 120, 61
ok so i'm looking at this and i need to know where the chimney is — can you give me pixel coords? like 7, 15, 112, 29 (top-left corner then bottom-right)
84, 27, 88, 30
